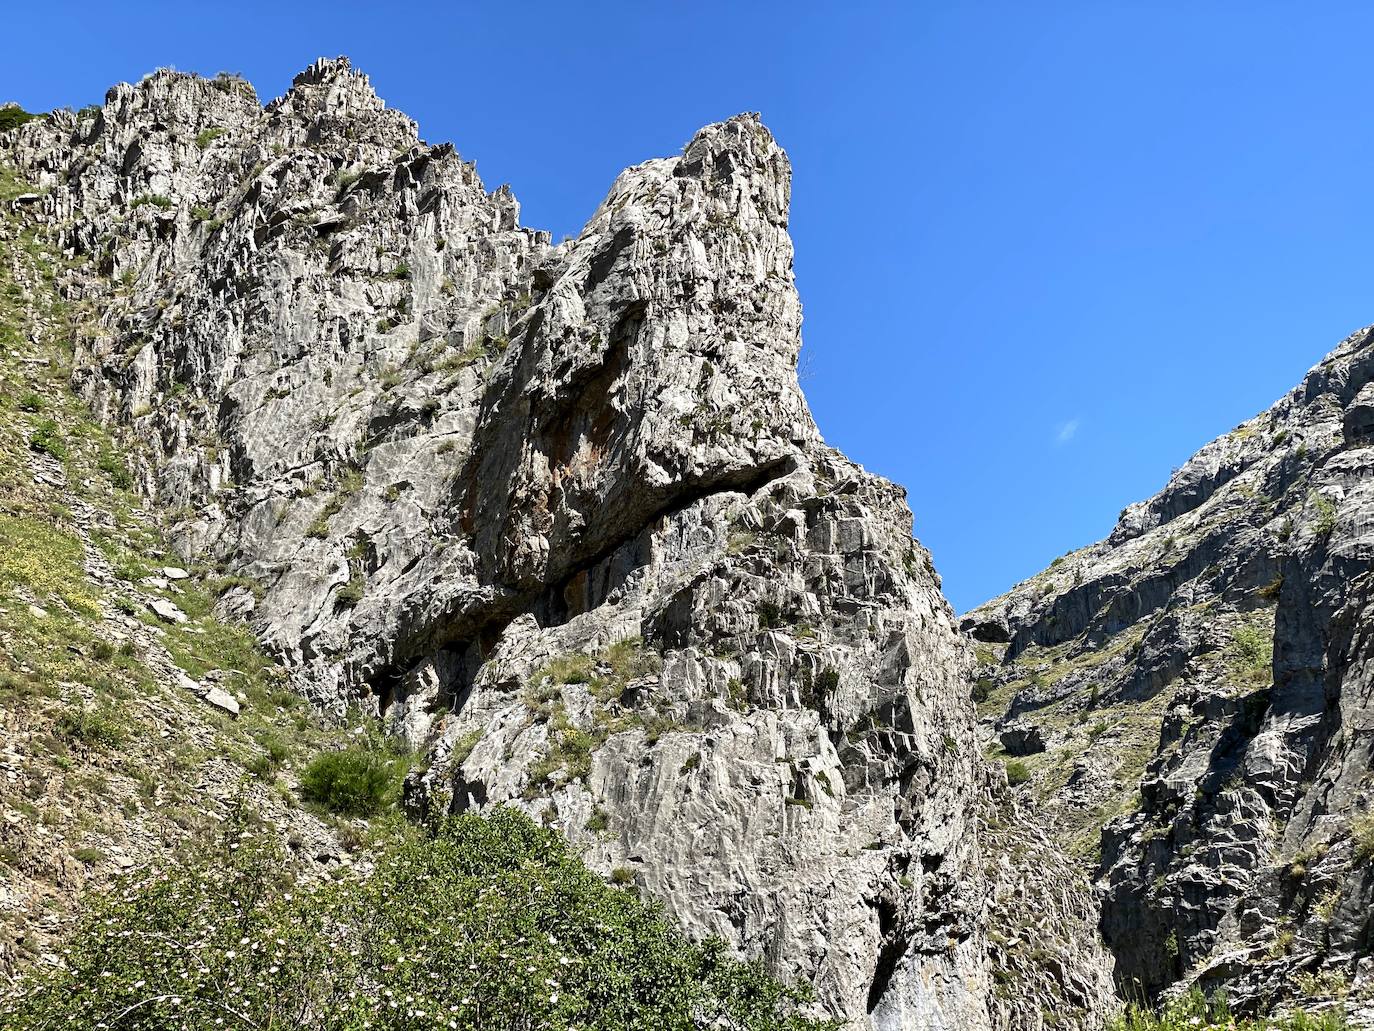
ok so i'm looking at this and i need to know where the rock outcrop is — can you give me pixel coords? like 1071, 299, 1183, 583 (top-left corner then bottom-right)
965, 326, 1374, 1022
2, 59, 1114, 1028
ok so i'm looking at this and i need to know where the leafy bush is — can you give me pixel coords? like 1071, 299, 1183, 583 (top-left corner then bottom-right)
0, 106, 44, 133
1110, 986, 1348, 1029
1004, 759, 1031, 786
1, 808, 836, 1031
756, 599, 783, 630
28, 417, 67, 460
1229, 623, 1273, 685
1311, 491, 1338, 540
194, 127, 225, 149
299, 747, 399, 816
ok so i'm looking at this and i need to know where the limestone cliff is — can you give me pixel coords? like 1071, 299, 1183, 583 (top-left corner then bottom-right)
1, 58, 1115, 1028
965, 326, 1374, 1023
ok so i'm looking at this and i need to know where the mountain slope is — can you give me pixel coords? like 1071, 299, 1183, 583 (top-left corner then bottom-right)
2, 61, 1114, 1028
964, 326, 1374, 1021
0, 161, 366, 984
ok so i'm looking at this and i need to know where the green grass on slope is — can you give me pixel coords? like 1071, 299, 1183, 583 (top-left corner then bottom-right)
0, 161, 415, 971
0, 806, 836, 1031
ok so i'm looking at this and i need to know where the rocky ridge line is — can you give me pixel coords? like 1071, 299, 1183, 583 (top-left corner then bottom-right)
965, 325, 1374, 1023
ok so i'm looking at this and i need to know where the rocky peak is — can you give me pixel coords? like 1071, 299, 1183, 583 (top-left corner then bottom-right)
0, 58, 1115, 1028
270, 54, 414, 149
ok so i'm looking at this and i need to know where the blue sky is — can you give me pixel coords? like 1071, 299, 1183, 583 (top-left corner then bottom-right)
5, 2, 1374, 611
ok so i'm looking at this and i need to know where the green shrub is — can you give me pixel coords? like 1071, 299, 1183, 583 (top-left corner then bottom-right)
17, 391, 43, 412
299, 747, 398, 816
1229, 623, 1273, 685
194, 127, 225, 149
0, 107, 44, 133
1, 808, 836, 1031
334, 570, 364, 608
28, 417, 67, 460
1004, 759, 1031, 786
97, 445, 133, 488
130, 194, 174, 210
756, 599, 783, 630
55, 706, 123, 749
1109, 986, 1348, 1030
1311, 491, 1338, 540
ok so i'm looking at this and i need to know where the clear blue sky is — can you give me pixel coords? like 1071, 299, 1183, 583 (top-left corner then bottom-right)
5, 2, 1373, 611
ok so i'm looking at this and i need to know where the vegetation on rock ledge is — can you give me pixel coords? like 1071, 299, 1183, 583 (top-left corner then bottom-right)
1, 807, 836, 1031
1110, 988, 1347, 1030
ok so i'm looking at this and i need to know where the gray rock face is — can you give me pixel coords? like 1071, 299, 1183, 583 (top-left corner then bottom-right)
2, 58, 1114, 1027
965, 325, 1374, 1020
999, 722, 1046, 756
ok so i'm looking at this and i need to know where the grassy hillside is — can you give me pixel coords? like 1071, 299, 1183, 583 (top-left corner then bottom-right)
0, 164, 414, 982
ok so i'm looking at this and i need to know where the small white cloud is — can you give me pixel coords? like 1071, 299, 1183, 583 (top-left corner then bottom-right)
1056, 418, 1080, 445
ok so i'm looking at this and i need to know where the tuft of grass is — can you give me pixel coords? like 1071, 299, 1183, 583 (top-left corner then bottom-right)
55, 706, 124, 749
130, 194, 174, 211
335, 571, 364, 609
28, 417, 67, 460
537, 653, 596, 686
1004, 759, 1031, 786
1351, 811, 1374, 863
